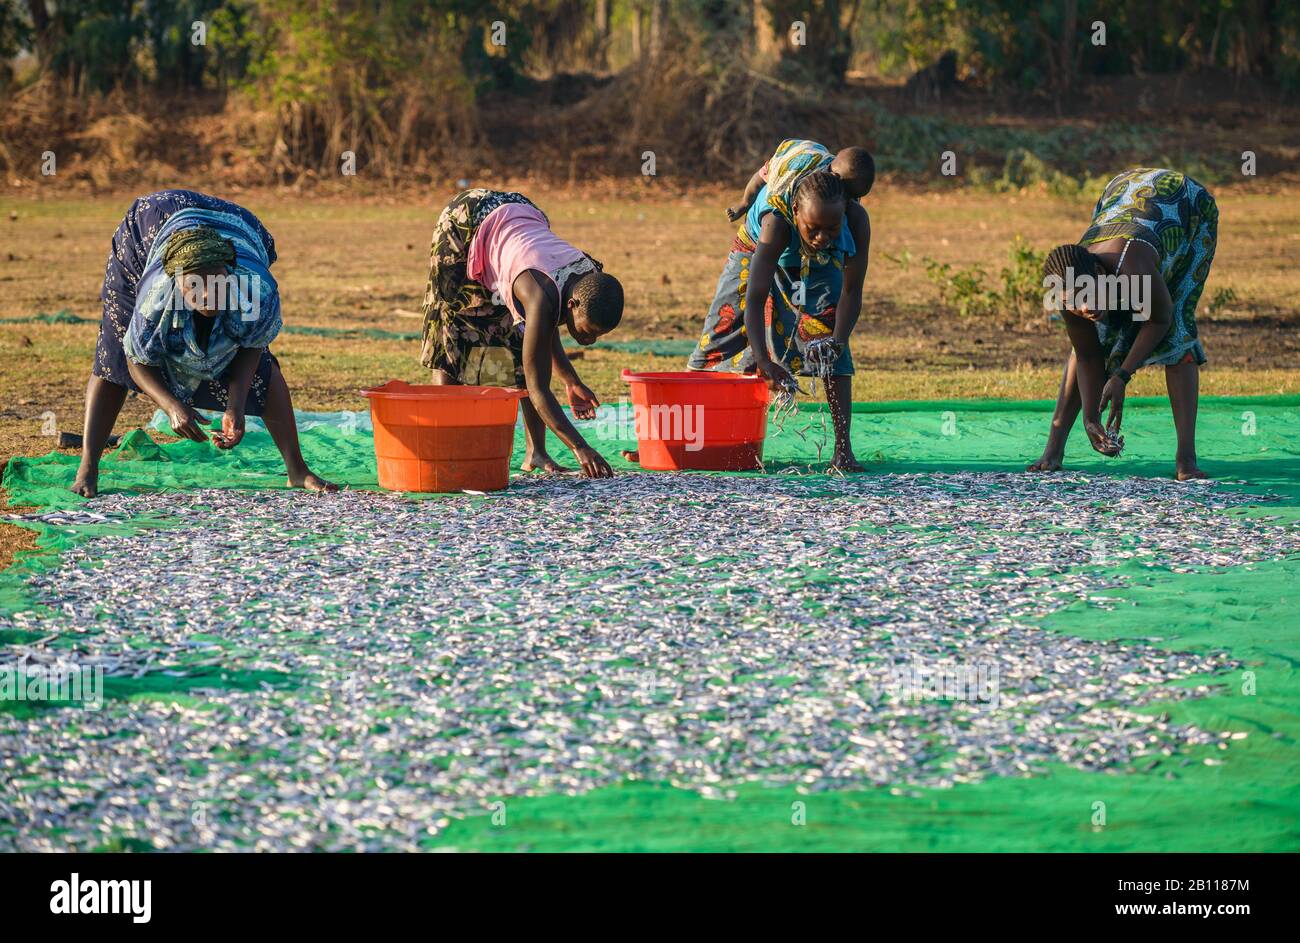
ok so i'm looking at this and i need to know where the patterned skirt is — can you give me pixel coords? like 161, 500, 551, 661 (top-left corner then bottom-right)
419, 189, 540, 388
687, 232, 854, 376
1085, 177, 1218, 374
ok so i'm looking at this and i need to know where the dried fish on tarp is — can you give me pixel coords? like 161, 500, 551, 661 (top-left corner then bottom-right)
1, 472, 1295, 851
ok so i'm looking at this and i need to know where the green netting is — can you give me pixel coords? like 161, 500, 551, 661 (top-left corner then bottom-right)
563, 338, 698, 356
6, 394, 1299, 508
3, 395, 1299, 851
0, 310, 94, 326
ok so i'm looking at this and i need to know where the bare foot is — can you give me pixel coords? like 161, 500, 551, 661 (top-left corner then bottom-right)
288, 470, 339, 493
620, 449, 640, 464
1175, 459, 1208, 481
829, 452, 865, 474
522, 453, 569, 474
1026, 453, 1064, 473
70, 468, 98, 498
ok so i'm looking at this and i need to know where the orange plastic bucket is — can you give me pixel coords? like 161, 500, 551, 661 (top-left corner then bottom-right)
621, 370, 770, 471
360, 380, 527, 492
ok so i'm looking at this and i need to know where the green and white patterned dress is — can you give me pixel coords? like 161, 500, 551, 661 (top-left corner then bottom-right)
1079, 168, 1218, 374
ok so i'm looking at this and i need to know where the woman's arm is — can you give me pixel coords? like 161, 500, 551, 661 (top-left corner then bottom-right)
1116, 251, 1174, 374
1062, 312, 1119, 454
515, 272, 611, 476
549, 331, 600, 420
744, 214, 795, 389
832, 203, 871, 345
550, 330, 579, 386
126, 360, 208, 442
1094, 247, 1174, 437
216, 346, 264, 448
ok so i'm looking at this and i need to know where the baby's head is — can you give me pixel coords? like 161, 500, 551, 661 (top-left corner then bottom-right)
830, 147, 876, 200
564, 270, 624, 345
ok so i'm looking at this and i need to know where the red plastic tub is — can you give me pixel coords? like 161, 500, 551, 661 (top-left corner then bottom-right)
360, 380, 527, 492
621, 370, 770, 471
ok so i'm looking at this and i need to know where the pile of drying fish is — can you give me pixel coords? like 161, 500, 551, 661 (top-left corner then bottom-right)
1, 472, 1296, 851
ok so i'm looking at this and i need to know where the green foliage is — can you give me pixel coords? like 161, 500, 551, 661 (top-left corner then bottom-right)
226, 1, 485, 174
868, 102, 1152, 175
5, 0, 1296, 179
48, 0, 141, 91
920, 236, 1047, 319
10, 0, 1300, 98
0, 1, 29, 65
866, 102, 1247, 192
998, 236, 1048, 314
1208, 287, 1239, 316
863, 0, 1300, 92
923, 256, 997, 318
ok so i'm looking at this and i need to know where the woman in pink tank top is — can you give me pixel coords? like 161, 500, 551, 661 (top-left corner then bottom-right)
419, 189, 624, 478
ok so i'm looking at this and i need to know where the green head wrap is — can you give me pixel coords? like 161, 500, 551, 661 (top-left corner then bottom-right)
162, 225, 236, 276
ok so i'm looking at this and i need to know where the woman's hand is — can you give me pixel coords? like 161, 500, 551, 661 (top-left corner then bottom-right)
1068, 303, 1105, 322
166, 400, 208, 442
565, 381, 601, 421
1083, 416, 1122, 456
1098, 376, 1127, 436
574, 445, 613, 478
214, 406, 246, 449
754, 358, 797, 393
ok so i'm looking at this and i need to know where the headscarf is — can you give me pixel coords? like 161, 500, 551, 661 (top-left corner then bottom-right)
124, 208, 281, 402
162, 225, 236, 277
762, 138, 834, 226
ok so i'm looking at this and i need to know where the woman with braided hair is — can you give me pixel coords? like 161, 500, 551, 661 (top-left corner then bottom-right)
688, 168, 872, 473
71, 189, 334, 497
1028, 168, 1218, 480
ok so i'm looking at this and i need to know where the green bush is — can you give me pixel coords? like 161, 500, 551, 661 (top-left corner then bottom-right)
921, 236, 1047, 319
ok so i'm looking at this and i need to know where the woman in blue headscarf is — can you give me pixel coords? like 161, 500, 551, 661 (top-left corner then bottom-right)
72, 189, 335, 497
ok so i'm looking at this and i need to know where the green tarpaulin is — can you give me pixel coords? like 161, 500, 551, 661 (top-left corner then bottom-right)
3, 395, 1299, 851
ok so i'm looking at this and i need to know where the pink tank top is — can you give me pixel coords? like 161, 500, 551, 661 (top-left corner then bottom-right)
468, 204, 586, 324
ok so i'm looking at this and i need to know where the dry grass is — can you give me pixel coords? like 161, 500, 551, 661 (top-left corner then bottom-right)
3, 182, 1299, 570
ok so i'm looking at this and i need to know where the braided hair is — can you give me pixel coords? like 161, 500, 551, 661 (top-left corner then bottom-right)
793, 170, 847, 215
1041, 243, 1134, 324
1042, 243, 1097, 314
1042, 243, 1098, 286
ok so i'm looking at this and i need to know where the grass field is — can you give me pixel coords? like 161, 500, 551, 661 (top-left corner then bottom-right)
4, 182, 1298, 569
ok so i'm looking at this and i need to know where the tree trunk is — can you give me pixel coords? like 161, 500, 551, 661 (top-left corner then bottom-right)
1058, 0, 1077, 96
594, 0, 609, 69
650, 0, 666, 60
631, 4, 642, 62
753, 0, 779, 62
25, 0, 55, 68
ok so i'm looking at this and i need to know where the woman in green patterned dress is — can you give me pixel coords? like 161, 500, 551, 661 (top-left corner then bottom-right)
1028, 168, 1218, 480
